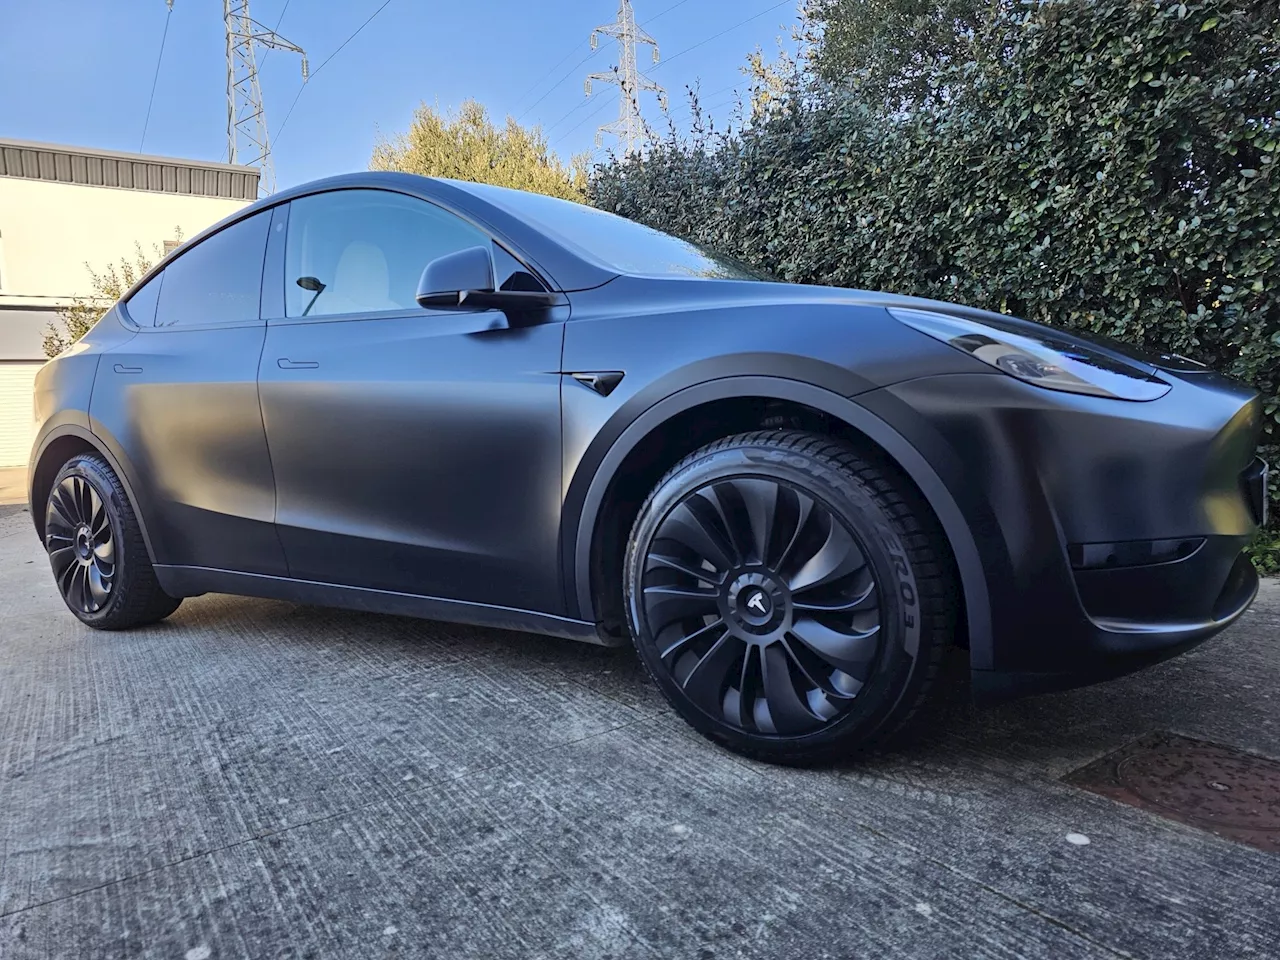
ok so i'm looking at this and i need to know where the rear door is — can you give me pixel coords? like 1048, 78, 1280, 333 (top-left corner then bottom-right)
257, 188, 565, 612
89, 207, 288, 576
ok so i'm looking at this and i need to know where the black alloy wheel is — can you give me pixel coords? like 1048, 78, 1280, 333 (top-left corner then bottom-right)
641, 476, 880, 736
44, 454, 182, 630
46, 473, 116, 614
626, 431, 955, 764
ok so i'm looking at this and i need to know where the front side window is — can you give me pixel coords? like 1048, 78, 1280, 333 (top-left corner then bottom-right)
154, 210, 271, 327
284, 190, 491, 318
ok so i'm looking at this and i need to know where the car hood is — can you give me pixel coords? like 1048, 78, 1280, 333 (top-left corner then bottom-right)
667, 278, 1210, 377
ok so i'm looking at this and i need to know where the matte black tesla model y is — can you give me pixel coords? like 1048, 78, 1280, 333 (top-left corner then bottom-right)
29, 173, 1268, 762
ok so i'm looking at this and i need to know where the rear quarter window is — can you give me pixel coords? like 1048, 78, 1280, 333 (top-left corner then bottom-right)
153, 210, 271, 327
124, 272, 164, 327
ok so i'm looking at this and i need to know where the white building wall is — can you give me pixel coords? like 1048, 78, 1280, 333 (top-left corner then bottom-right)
0, 177, 249, 307
0, 158, 253, 467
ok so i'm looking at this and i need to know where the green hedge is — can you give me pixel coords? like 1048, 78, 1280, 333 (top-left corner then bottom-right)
591, 0, 1279, 565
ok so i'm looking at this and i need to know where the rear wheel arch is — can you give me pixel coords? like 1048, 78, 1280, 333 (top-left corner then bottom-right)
30, 427, 158, 564
567, 376, 992, 667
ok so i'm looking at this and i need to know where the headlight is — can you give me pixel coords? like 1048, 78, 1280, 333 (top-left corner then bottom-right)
890, 308, 1171, 401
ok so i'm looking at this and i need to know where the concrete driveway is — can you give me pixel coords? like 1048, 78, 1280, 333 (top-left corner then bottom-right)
1, 502, 1277, 959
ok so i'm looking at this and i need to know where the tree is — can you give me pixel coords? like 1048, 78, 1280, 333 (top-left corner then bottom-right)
371, 100, 588, 201
802, 0, 989, 109
44, 230, 182, 358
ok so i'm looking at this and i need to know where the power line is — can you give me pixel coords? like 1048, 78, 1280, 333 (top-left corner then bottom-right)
517, 47, 603, 123
272, 0, 292, 31
513, 43, 589, 116
640, 0, 695, 26
667, 80, 745, 122
669, 96, 743, 127
311, 0, 396, 78
587, 0, 667, 152
223, 1, 308, 194
553, 0, 795, 152
544, 93, 600, 137
139, 3, 174, 153
272, 87, 306, 147
274, 0, 395, 146
516, 1, 689, 129
540, 62, 627, 143
652, 0, 794, 73
554, 96, 619, 147
258, 0, 293, 68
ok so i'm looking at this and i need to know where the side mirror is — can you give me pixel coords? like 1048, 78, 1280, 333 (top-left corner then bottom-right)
416, 245, 560, 312
296, 276, 326, 317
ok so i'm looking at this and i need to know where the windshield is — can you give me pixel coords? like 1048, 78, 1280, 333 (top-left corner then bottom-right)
452, 179, 773, 282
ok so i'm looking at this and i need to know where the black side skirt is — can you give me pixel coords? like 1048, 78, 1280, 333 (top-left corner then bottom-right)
153, 565, 621, 647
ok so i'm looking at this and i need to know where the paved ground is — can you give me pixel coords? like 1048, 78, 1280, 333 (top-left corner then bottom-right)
1, 502, 1277, 960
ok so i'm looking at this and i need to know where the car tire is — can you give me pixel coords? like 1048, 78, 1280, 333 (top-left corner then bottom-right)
44, 453, 182, 630
624, 430, 957, 765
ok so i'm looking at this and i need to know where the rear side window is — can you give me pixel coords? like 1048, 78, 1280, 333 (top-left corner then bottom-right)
154, 210, 271, 327
124, 272, 164, 326
284, 189, 490, 318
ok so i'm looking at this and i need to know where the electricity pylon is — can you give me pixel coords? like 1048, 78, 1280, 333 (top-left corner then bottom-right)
222, 0, 308, 195
165, 1, 307, 195
585, 1, 667, 155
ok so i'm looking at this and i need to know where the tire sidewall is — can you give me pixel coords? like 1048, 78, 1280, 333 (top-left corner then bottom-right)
625, 442, 927, 758
47, 456, 131, 626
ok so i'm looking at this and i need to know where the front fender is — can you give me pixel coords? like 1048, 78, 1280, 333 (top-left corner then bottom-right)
562, 375, 994, 669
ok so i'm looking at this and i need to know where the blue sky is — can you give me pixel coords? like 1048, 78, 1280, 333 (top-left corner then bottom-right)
0, 0, 801, 189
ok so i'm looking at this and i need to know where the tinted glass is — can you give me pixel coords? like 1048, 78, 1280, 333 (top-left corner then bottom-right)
284, 189, 491, 317
124, 271, 164, 326
454, 179, 772, 281
154, 210, 270, 327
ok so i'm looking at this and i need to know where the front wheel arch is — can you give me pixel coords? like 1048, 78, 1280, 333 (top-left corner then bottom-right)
566, 376, 993, 669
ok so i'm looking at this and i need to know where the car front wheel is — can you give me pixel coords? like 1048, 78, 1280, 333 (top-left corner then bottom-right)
44, 453, 181, 630
624, 430, 957, 765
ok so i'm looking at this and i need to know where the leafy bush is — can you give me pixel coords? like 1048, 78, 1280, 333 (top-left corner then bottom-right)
45, 232, 181, 358
591, 0, 1279, 547
1249, 530, 1280, 574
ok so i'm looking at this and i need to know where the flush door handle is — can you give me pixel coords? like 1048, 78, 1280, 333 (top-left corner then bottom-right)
277, 358, 319, 370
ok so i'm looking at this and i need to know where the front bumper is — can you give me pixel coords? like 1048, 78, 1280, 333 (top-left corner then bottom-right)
971, 547, 1259, 700
859, 370, 1265, 701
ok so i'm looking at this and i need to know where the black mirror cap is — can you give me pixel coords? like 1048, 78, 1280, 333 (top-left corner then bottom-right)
416, 245, 496, 309
416, 245, 563, 313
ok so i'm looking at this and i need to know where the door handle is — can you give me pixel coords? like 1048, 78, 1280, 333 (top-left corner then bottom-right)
113, 364, 143, 374
277, 358, 319, 370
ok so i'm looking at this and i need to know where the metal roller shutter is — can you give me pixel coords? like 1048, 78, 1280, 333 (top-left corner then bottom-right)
0, 362, 41, 467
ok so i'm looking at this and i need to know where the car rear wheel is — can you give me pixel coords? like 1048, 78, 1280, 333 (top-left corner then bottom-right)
44, 454, 181, 630
624, 430, 957, 765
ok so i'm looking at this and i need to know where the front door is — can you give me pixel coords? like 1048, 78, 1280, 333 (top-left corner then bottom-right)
258, 188, 565, 613
89, 207, 287, 576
